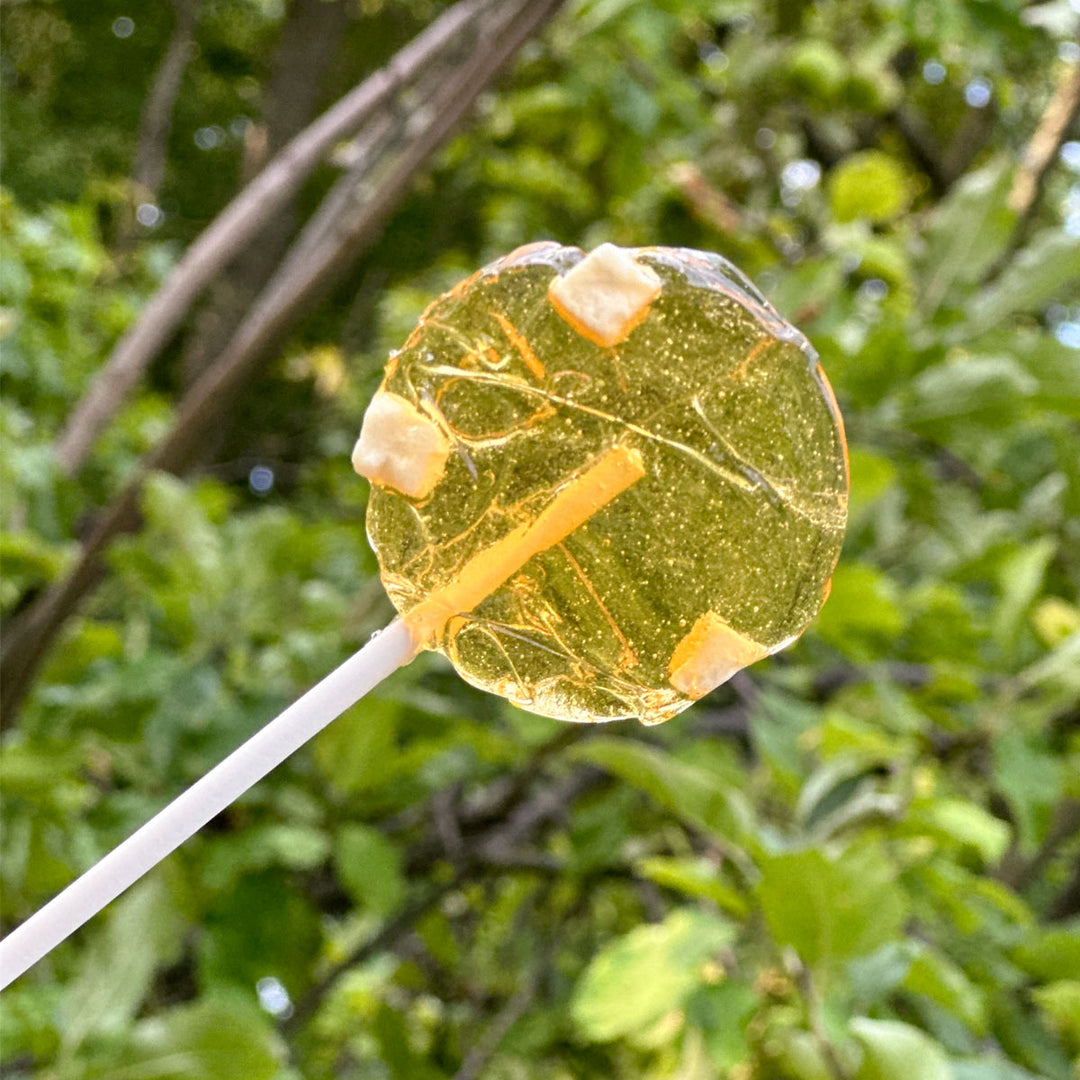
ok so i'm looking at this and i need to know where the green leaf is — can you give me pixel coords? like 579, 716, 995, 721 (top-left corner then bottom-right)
848, 942, 920, 1008
757, 845, 906, 969
950, 1060, 1043, 1080
569, 737, 753, 843
849, 1017, 950, 1080
992, 729, 1064, 852
751, 690, 822, 795
0, 744, 93, 817
909, 799, 1011, 865
201, 824, 331, 890
334, 824, 405, 917
812, 563, 905, 660
571, 908, 735, 1042
1014, 925, 1080, 981
373, 1000, 443, 1080
129, 996, 284, 1080
607, 72, 661, 136
903, 946, 987, 1034
61, 876, 184, 1054
635, 856, 749, 916
846, 234, 911, 288
847, 448, 897, 520
786, 40, 849, 102
1031, 597, 1080, 647
828, 151, 911, 223
918, 157, 1013, 313
312, 697, 401, 795
905, 355, 1037, 428
1015, 334, 1080, 419
969, 230, 1080, 331
36, 618, 125, 685
994, 537, 1056, 655
0, 528, 74, 595
686, 980, 760, 1069
770, 1027, 835, 1080
1030, 981, 1080, 1051
989, 984, 1075, 1078
196, 872, 321, 997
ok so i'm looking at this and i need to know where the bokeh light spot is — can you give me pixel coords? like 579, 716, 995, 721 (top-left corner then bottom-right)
965, 77, 992, 108
922, 60, 946, 85
858, 278, 889, 303
194, 126, 223, 150
135, 203, 162, 228
1055, 321, 1080, 349
249, 465, 274, 495
256, 976, 292, 1018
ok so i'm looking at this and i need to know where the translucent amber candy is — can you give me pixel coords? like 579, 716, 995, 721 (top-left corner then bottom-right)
355, 242, 848, 725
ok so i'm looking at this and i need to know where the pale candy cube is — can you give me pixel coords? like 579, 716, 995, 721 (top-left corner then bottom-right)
668, 611, 769, 699
352, 390, 450, 499
548, 243, 662, 348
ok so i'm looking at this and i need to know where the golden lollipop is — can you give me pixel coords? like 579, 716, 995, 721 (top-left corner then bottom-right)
355, 241, 848, 724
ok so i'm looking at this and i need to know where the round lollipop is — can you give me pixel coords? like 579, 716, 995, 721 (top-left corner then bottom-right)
355, 241, 847, 724
0, 243, 847, 989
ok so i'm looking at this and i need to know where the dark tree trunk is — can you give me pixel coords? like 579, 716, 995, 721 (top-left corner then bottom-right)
177, 0, 350, 403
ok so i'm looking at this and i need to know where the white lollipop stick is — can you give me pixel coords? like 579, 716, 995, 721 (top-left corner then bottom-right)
1, 437, 649, 990
0, 619, 417, 991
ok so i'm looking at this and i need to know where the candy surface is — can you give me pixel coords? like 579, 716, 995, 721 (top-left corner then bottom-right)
356, 242, 848, 724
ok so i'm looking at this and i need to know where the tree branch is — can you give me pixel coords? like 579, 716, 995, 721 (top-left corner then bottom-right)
283, 883, 459, 1036
284, 766, 596, 1037
52, 0, 495, 476
175, 0, 351, 393
1001, 63, 1080, 259
997, 798, 1080, 893
131, 0, 198, 204
451, 975, 537, 1080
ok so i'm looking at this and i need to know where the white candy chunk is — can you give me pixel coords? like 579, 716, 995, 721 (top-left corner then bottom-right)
351, 390, 450, 499
548, 243, 662, 347
668, 611, 769, 699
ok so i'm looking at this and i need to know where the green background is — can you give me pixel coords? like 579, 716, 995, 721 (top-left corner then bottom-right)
1, 1, 1079, 1077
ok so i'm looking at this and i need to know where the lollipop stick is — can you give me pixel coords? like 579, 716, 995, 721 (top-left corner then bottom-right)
1, 441, 647, 990
0, 618, 418, 991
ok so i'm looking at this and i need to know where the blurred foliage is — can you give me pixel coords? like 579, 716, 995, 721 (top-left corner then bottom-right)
2, 0, 1080, 1078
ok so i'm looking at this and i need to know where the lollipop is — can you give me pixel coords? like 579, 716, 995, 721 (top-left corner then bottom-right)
0, 243, 847, 988
357, 242, 847, 723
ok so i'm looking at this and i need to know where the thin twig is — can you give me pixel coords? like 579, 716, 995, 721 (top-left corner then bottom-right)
130, 0, 198, 204
794, 958, 854, 1080
283, 883, 458, 1036
993, 63, 1080, 271
1008, 64, 1080, 218
668, 162, 743, 234
475, 768, 603, 866
451, 975, 538, 1080
285, 763, 593, 1037
997, 798, 1080, 891
433, 783, 466, 863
